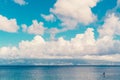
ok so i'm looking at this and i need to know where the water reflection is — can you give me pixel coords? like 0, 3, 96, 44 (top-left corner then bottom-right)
0, 66, 119, 80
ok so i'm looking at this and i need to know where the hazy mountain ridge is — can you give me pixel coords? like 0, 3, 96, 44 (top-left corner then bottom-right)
0, 59, 119, 65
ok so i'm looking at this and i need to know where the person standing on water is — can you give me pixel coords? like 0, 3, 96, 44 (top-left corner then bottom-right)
103, 72, 105, 78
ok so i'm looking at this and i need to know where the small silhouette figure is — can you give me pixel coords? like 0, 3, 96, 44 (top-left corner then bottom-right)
103, 72, 105, 78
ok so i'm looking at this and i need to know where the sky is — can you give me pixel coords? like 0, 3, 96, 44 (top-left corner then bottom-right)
0, 0, 120, 63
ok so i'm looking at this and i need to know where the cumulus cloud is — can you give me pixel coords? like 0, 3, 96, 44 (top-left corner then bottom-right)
96, 36, 120, 55
13, 0, 28, 6
40, 0, 100, 38
1, 26, 120, 62
98, 13, 120, 38
50, 0, 99, 29
22, 20, 46, 35
0, 47, 18, 59
0, 28, 97, 59
45, 29, 96, 56
21, 20, 60, 37
0, 15, 19, 33
1, 8, 120, 63
97, 13, 120, 55
2, 27, 117, 60
41, 14, 56, 22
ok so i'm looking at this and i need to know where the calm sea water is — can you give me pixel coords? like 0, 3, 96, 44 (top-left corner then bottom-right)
0, 66, 119, 80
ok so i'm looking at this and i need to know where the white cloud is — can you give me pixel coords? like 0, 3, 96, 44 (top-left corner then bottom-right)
50, 0, 99, 29
1, 13, 120, 62
98, 13, 120, 38
0, 47, 18, 59
0, 15, 19, 33
96, 13, 120, 55
1, 27, 120, 62
95, 36, 120, 55
18, 35, 46, 58
0, 28, 97, 59
13, 0, 28, 6
22, 20, 46, 35
41, 14, 56, 22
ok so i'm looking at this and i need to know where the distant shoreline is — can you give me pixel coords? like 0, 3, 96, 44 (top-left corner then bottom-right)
0, 65, 120, 67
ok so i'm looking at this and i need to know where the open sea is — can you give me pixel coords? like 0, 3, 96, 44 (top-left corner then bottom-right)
0, 66, 119, 80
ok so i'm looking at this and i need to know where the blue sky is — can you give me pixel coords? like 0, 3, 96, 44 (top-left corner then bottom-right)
0, 0, 116, 41
0, 0, 56, 46
0, 0, 120, 63
0, 0, 117, 46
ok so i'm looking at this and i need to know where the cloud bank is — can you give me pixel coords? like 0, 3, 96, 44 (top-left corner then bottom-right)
1, 0, 120, 63
1, 13, 120, 62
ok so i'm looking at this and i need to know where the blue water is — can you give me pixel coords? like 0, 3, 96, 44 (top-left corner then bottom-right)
0, 66, 120, 80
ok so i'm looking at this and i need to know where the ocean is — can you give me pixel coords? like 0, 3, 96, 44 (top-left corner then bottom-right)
0, 66, 119, 80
